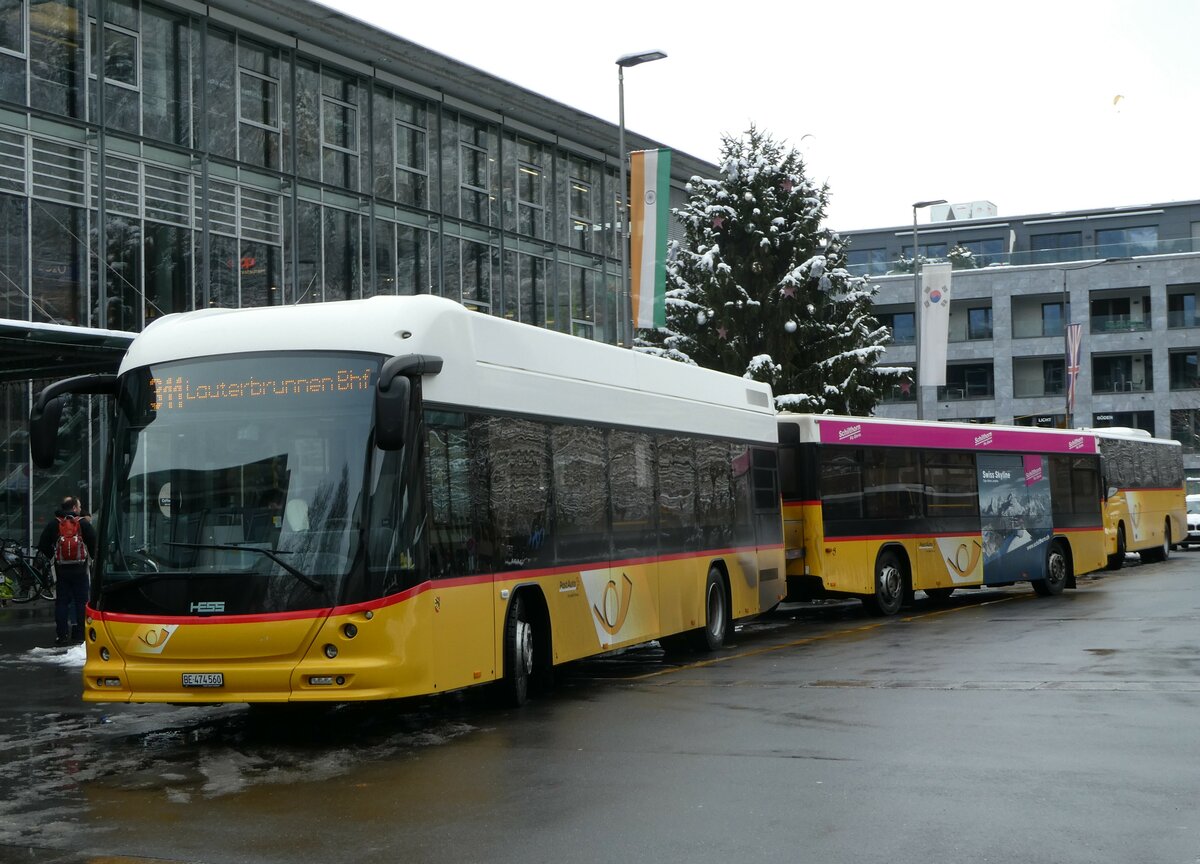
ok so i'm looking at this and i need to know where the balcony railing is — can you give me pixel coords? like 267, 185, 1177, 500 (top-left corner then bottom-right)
1093, 377, 1150, 393
1013, 383, 1065, 398
880, 384, 916, 403
936, 384, 994, 401
846, 236, 1198, 278
1090, 314, 1150, 334
1168, 309, 1200, 329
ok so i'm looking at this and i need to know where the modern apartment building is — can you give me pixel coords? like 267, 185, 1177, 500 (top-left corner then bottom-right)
0, 0, 711, 542
844, 199, 1200, 471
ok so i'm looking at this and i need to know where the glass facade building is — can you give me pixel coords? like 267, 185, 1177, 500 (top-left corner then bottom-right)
0, 0, 704, 545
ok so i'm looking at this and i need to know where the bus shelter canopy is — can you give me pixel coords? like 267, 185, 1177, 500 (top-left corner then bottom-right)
0, 319, 132, 385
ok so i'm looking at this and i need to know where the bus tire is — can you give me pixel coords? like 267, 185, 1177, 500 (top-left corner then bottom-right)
1140, 521, 1171, 563
924, 588, 954, 603
500, 593, 534, 708
863, 549, 905, 616
691, 567, 729, 652
1034, 541, 1070, 596
1106, 524, 1126, 571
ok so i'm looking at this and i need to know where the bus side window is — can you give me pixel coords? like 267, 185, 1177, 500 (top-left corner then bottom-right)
425, 418, 475, 578
484, 416, 550, 571
819, 448, 863, 522
657, 435, 698, 549
863, 447, 922, 520
925, 451, 978, 517
551, 424, 608, 564
610, 430, 656, 559
696, 440, 734, 547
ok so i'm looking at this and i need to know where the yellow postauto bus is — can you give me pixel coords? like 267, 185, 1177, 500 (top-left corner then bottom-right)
1091, 428, 1186, 568
29, 296, 784, 705
777, 414, 1108, 615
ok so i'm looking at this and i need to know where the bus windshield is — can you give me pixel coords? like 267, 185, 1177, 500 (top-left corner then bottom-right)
102, 352, 381, 615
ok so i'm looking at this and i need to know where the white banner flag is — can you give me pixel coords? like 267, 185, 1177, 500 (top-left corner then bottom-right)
918, 262, 952, 387
630, 149, 670, 329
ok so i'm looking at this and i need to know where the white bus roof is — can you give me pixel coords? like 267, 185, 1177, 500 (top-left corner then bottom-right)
777, 412, 1098, 455
121, 296, 778, 442
1083, 426, 1180, 448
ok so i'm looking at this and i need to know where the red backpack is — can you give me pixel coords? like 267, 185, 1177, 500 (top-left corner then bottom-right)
55, 516, 87, 564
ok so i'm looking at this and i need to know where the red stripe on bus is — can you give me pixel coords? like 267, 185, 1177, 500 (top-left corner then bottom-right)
823, 527, 1101, 542
781, 499, 819, 507
90, 543, 785, 625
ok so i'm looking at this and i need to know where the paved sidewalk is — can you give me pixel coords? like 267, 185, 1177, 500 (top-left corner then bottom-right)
0, 598, 61, 655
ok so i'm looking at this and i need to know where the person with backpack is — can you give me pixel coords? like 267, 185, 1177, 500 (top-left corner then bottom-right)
36, 496, 97, 646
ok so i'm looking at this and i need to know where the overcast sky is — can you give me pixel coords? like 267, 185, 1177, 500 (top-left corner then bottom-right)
324, 0, 1199, 231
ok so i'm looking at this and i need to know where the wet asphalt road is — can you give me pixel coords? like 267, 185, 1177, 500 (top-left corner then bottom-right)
2, 554, 1199, 864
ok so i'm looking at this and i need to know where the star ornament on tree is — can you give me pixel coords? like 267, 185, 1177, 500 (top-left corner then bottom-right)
780, 284, 796, 299
780, 178, 794, 193
716, 324, 729, 340
711, 214, 725, 229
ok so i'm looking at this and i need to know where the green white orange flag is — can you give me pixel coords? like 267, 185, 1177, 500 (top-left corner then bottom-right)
630, 148, 671, 330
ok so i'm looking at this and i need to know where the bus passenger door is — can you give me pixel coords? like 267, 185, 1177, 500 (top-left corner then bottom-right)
426, 417, 497, 692
751, 447, 785, 613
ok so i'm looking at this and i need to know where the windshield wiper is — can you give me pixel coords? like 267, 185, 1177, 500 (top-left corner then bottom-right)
166, 542, 325, 591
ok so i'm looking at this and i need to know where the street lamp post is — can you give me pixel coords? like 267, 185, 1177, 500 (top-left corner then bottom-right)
616, 49, 666, 348
911, 199, 946, 420
1058, 256, 1132, 429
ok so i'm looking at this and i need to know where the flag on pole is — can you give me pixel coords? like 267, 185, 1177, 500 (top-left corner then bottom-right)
917, 261, 952, 387
630, 148, 671, 329
1065, 322, 1083, 414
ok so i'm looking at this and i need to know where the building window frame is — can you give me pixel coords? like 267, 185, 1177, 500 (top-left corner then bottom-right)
237, 66, 280, 134
88, 18, 140, 91
967, 306, 993, 340
1169, 350, 1200, 391
394, 112, 428, 208
0, 0, 26, 58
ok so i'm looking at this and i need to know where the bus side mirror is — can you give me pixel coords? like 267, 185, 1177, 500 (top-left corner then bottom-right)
29, 396, 66, 469
375, 375, 411, 451
29, 374, 118, 469
375, 354, 443, 451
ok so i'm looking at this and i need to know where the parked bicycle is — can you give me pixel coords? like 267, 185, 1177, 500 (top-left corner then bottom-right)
0, 539, 55, 604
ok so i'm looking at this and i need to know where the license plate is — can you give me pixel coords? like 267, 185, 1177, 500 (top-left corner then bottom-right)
182, 672, 224, 688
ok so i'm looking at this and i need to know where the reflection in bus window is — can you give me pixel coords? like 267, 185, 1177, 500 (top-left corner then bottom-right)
820, 448, 863, 521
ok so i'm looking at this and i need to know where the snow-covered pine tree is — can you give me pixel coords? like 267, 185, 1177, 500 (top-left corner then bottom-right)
639, 126, 903, 415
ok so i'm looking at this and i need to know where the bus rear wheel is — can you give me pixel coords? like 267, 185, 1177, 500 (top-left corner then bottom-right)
690, 568, 729, 652
500, 594, 535, 707
1034, 541, 1069, 596
864, 550, 905, 616
1140, 521, 1171, 563
1106, 524, 1126, 571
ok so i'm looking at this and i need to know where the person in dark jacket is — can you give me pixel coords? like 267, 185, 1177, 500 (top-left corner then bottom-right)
36, 496, 97, 646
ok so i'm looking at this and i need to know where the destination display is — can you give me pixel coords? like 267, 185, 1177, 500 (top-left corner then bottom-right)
150, 368, 374, 412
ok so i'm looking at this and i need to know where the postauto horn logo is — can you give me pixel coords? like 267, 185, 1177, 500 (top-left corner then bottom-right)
133, 623, 179, 655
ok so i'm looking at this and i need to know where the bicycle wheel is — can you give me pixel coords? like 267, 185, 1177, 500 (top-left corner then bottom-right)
6, 568, 39, 603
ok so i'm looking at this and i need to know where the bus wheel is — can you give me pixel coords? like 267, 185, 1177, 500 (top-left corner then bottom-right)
501, 594, 534, 707
1141, 521, 1171, 563
691, 568, 729, 652
924, 588, 955, 604
1106, 524, 1126, 571
1034, 541, 1070, 596
864, 550, 905, 616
